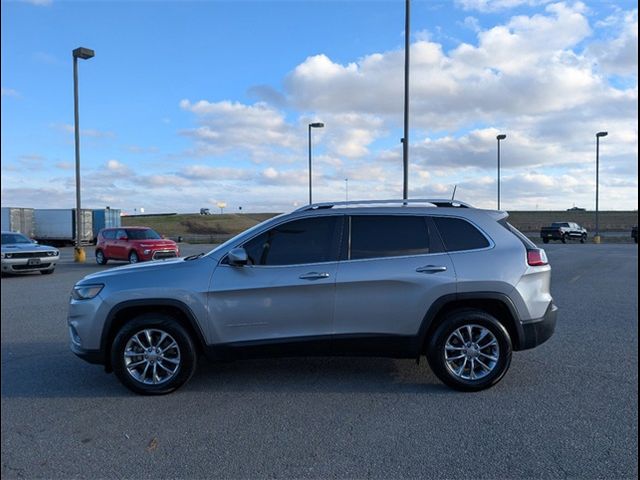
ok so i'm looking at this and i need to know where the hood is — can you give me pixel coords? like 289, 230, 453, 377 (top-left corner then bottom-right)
1, 243, 57, 252
78, 255, 214, 283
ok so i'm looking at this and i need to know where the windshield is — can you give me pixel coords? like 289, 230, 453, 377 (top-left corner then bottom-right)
1, 233, 31, 245
126, 229, 162, 240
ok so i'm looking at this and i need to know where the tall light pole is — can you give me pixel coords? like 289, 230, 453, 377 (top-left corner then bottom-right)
308, 122, 324, 204
594, 131, 608, 244
402, 0, 410, 201
72, 47, 95, 263
345, 178, 349, 202
496, 134, 506, 210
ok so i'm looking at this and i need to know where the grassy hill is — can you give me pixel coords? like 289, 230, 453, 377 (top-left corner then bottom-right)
123, 210, 638, 242
122, 213, 280, 241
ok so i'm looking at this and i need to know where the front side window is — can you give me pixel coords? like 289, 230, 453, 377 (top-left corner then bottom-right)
350, 215, 431, 260
433, 217, 490, 252
242, 216, 340, 266
102, 229, 116, 240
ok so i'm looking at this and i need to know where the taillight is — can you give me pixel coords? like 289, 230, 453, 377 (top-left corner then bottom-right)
527, 248, 548, 266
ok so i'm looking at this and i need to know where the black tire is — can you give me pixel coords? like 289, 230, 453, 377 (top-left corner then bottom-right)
580, 234, 586, 244
111, 313, 197, 395
561, 234, 567, 244
96, 249, 108, 265
426, 309, 512, 392
40, 269, 55, 275
542, 238, 549, 244
129, 250, 140, 264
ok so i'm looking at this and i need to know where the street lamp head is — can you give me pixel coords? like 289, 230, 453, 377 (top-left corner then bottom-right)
73, 47, 95, 60
309, 122, 324, 128
596, 131, 608, 138
497, 134, 507, 140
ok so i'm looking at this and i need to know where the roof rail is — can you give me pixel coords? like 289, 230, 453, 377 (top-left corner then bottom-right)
294, 198, 473, 212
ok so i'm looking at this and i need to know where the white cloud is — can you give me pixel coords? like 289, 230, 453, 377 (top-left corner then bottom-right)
455, 0, 551, 13
53, 123, 115, 139
21, 0, 53, 6
1, 87, 20, 97
179, 99, 299, 157
105, 159, 132, 176
587, 9, 638, 76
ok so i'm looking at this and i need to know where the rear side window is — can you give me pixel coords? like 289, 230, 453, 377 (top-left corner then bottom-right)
433, 217, 490, 252
350, 215, 431, 260
242, 216, 340, 266
102, 229, 116, 240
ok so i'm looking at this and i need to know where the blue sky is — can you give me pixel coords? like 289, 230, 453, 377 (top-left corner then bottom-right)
1, 0, 637, 213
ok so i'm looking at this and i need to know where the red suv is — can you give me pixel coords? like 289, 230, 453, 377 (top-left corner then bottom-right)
95, 227, 179, 264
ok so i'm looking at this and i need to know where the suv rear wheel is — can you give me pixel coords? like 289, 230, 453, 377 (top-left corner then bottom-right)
426, 309, 512, 391
111, 313, 197, 395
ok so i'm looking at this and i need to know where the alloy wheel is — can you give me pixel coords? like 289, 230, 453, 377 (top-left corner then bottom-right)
444, 324, 500, 381
123, 329, 181, 385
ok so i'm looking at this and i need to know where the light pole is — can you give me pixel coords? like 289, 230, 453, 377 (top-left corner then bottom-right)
496, 134, 506, 210
72, 47, 95, 263
402, 0, 410, 201
594, 131, 608, 244
308, 122, 324, 204
345, 178, 349, 202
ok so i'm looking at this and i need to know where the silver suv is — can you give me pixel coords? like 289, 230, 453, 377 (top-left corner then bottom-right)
68, 199, 557, 394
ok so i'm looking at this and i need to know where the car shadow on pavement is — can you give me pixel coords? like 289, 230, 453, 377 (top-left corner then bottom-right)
1, 341, 124, 398
188, 356, 453, 395
1, 341, 453, 398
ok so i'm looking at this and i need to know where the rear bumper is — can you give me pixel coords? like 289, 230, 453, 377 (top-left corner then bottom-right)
517, 302, 557, 350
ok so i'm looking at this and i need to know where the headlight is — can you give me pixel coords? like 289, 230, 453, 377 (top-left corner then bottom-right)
143, 249, 151, 255
2, 253, 12, 259
71, 284, 104, 300
46, 251, 59, 257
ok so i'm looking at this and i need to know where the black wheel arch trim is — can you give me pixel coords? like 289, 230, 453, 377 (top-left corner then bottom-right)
99, 298, 208, 368
417, 292, 526, 351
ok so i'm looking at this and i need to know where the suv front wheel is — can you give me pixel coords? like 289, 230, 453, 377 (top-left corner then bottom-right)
426, 310, 512, 392
111, 313, 197, 395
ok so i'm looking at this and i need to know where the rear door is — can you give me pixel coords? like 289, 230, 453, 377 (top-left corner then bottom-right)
208, 215, 343, 345
333, 214, 456, 339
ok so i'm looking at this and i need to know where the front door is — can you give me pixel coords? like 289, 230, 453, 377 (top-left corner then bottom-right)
208, 215, 343, 346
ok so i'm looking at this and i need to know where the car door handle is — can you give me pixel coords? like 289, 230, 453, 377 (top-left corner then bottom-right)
416, 265, 447, 274
299, 272, 330, 280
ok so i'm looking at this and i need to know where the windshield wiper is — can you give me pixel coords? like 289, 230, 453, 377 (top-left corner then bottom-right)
183, 252, 205, 261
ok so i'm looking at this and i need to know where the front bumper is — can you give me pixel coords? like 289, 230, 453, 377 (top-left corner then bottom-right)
1, 256, 58, 273
70, 342, 104, 365
518, 302, 558, 350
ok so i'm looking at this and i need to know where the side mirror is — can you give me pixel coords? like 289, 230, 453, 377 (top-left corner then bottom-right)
228, 247, 248, 266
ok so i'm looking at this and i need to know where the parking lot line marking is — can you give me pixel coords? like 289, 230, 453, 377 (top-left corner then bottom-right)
569, 275, 581, 284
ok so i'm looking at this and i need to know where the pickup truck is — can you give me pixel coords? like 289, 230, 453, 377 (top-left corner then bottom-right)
540, 222, 588, 244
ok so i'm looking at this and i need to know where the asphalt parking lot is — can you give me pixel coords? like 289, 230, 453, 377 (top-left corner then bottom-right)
1, 243, 637, 479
